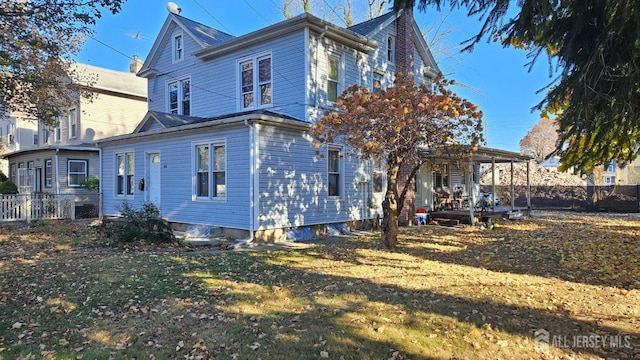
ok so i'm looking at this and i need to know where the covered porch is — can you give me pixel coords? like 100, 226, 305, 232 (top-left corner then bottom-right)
414, 146, 532, 226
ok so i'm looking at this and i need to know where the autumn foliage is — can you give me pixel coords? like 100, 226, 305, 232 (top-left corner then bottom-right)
519, 118, 558, 163
311, 74, 483, 248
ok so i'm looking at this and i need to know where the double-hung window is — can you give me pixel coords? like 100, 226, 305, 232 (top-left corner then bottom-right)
239, 53, 272, 110
68, 108, 77, 139
168, 77, 190, 115
116, 152, 135, 196
373, 159, 384, 193
387, 35, 395, 63
173, 34, 183, 62
195, 142, 226, 199
372, 71, 383, 93
327, 55, 341, 102
44, 159, 52, 188
328, 147, 341, 197
67, 160, 87, 187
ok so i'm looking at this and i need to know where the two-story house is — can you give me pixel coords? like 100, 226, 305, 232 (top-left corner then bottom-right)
2, 63, 147, 197
98, 8, 444, 241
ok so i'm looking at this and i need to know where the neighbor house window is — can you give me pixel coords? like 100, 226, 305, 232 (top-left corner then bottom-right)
68, 108, 77, 139
168, 77, 190, 115
17, 162, 25, 187
10, 163, 16, 183
603, 175, 616, 185
32, 133, 38, 145
42, 128, 51, 144
173, 34, 183, 62
26, 161, 34, 189
67, 160, 87, 187
373, 159, 384, 193
605, 161, 616, 173
54, 121, 61, 142
327, 55, 341, 102
433, 164, 449, 191
7, 124, 14, 145
387, 35, 395, 63
372, 71, 383, 93
116, 152, 135, 196
328, 147, 341, 197
44, 159, 52, 188
239, 53, 272, 110
195, 142, 226, 199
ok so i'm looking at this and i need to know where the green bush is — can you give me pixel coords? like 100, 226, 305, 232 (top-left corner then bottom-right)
111, 202, 175, 244
80, 176, 100, 192
0, 171, 7, 183
0, 180, 18, 194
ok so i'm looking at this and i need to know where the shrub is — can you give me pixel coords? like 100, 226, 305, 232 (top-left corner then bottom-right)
111, 202, 175, 244
80, 176, 100, 192
0, 171, 7, 183
0, 180, 18, 194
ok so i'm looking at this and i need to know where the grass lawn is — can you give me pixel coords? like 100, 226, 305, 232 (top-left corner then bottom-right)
0, 212, 638, 359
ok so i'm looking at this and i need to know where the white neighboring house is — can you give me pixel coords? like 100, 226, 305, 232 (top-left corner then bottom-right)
1, 62, 147, 196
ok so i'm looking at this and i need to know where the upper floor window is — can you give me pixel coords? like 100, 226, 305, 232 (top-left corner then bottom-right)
605, 161, 616, 173
387, 35, 395, 63
32, 133, 38, 145
68, 160, 87, 187
239, 53, 272, 110
42, 127, 51, 145
372, 71, 383, 93
603, 175, 616, 185
6, 124, 14, 145
116, 152, 135, 196
327, 55, 341, 102
195, 141, 226, 199
328, 147, 342, 197
168, 78, 190, 115
173, 34, 183, 62
68, 108, 77, 139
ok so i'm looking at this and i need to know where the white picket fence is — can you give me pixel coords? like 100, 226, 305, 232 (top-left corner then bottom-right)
0, 194, 76, 222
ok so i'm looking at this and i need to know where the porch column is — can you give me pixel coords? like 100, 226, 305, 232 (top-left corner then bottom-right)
468, 162, 475, 225
526, 161, 531, 209
510, 159, 515, 210
491, 157, 496, 211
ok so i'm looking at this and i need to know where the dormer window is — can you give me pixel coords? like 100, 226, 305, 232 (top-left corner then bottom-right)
387, 35, 395, 63
173, 34, 183, 62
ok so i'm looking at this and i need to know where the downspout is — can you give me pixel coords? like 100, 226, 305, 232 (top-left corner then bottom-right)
314, 25, 329, 108
97, 145, 102, 218
236, 119, 256, 246
54, 148, 60, 195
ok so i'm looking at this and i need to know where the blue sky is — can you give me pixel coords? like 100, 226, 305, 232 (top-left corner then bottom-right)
75, 1, 554, 153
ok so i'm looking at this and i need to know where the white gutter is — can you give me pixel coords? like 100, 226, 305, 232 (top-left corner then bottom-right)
314, 25, 328, 107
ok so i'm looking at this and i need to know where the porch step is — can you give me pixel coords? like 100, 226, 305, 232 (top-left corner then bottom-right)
432, 218, 460, 227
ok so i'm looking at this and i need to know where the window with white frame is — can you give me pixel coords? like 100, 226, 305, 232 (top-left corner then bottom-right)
116, 152, 135, 196
32, 133, 38, 145
168, 77, 190, 115
7, 124, 14, 145
605, 161, 616, 173
68, 108, 77, 139
195, 142, 226, 199
373, 158, 384, 193
239, 53, 272, 110
173, 34, 183, 62
17, 162, 25, 187
387, 35, 395, 63
328, 147, 341, 197
327, 55, 341, 102
603, 175, 616, 185
42, 127, 51, 145
67, 160, 87, 187
54, 118, 61, 142
44, 159, 52, 188
372, 71, 383, 93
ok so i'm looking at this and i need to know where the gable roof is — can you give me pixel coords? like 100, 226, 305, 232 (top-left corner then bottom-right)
348, 11, 396, 36
72, 63, 146, 98
138, 13, 234, 78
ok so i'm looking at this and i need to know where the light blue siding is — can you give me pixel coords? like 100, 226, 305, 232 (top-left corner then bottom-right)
102, 125, 252, 229
256, 124, 370, 230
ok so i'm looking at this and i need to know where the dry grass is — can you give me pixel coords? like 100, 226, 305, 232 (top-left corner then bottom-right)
0, 213, 638, 359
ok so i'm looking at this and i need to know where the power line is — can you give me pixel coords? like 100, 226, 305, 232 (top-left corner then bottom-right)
87, 35, 135, 62
190, 0, 236, 35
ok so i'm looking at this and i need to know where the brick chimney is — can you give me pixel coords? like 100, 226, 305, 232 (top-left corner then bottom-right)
395, 7, 417, 225
394, 7, 415, 78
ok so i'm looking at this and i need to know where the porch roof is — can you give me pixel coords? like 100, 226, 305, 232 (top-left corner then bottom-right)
1, 144, 98, 159
422, 146, 531, 163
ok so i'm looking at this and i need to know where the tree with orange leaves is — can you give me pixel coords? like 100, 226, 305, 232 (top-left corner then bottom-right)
311, 74, 483, 249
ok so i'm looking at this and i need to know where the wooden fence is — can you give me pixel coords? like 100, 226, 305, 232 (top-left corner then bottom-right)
0, 194, 76, 222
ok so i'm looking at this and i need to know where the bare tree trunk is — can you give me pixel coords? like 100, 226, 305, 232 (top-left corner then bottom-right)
381, 166, 400, 249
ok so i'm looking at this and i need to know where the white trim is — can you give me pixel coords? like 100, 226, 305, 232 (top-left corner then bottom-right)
114, 150, 135, 199
327, 145, 343, 198
192, 139, 228, 202
166, 75, 191, 115
237, 51, 273, 111
172, 32, 184, 63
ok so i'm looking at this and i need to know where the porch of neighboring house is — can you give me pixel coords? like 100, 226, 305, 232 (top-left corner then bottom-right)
413, 146, 532, 227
